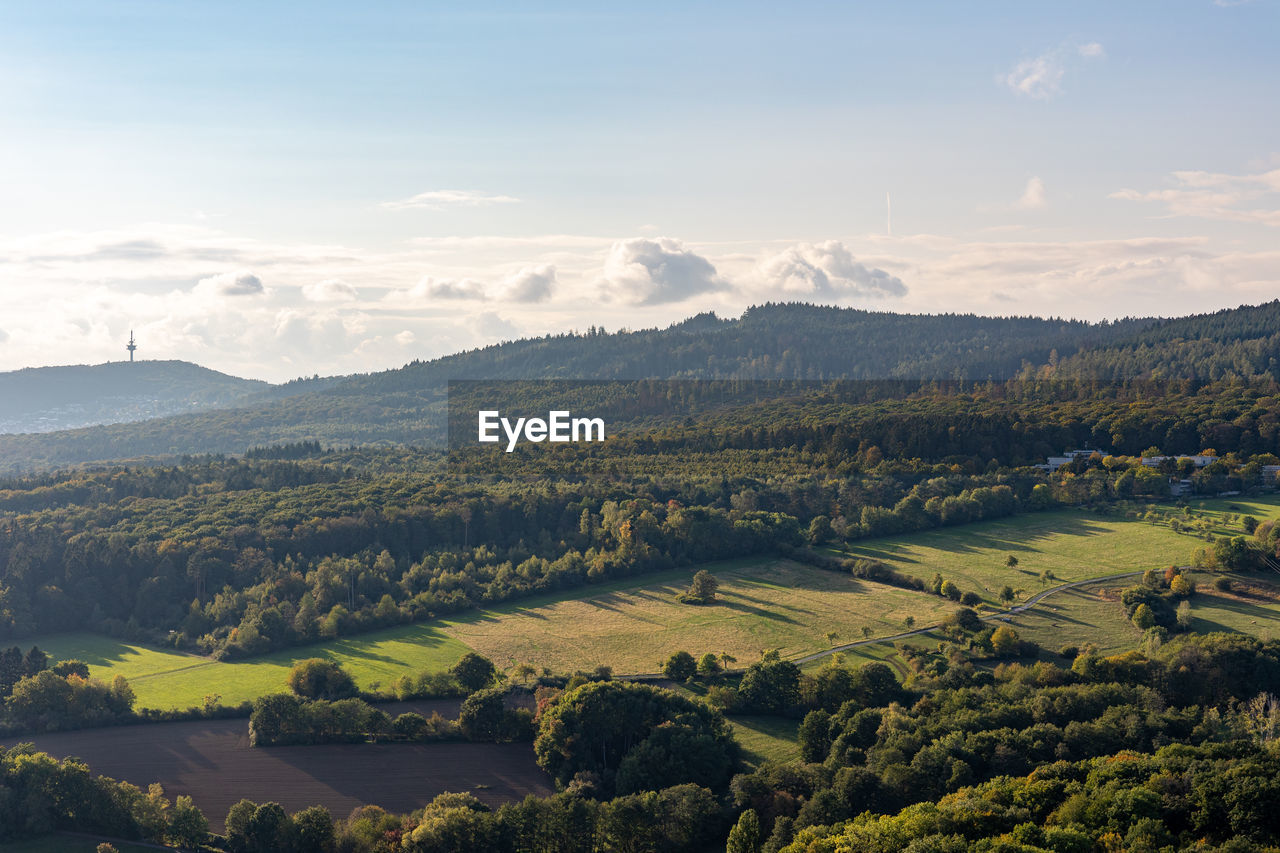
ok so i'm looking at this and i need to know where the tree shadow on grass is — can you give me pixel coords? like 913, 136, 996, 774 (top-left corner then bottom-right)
719, 590, 816, 617
849, 514, 1114, 559
18, 634, 187, 670
1190, 595, 1280, 634
715, 598, 802, 625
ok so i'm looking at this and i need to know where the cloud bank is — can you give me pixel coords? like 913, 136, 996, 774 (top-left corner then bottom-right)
1112, 168, 1280, 226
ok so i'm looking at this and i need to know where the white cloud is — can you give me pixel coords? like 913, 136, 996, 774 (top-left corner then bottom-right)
1112, 167, 1280, 226
302, 278, 358, 302
195, 270, 265, 297
597, 237, 725, 305
0, 328, 8, 344
1214, 0, 1256, 6
394, 330, 416, 345
273, 309, 360, 350
502, 264, 556, 303
1002, 52, 1066, 100
405, 277, 488, 300
473, 311, 520, 341
1002, 42, 1103, 100
1015, 176, 1047, 209
756, 241, 907, 298
381, 189, 521, 211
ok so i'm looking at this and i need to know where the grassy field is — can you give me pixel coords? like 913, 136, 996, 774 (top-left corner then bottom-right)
1187, 494, 1280, 527
439, 559, 958, 674
840, 508, 1207, 607
27, 624, 472, 710
730, 716, 801, 768
1001, 569, 1280, 657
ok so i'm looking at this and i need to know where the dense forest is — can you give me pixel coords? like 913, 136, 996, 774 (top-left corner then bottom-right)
8, 299, 1280, 470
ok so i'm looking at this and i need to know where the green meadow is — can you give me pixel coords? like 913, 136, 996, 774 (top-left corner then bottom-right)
839, 506, 1238, 606
26, 624, 471, 710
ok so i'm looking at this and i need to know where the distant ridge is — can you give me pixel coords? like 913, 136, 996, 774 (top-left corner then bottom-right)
1, 300, 1279, 471
0, 360, 269, 434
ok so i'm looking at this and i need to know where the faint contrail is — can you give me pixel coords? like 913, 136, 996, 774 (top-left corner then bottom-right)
886, 192, 892, 236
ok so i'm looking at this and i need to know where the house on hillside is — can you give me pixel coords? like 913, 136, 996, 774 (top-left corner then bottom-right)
1036, 448, 1107, 473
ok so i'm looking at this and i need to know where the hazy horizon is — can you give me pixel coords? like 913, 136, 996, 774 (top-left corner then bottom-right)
1, 1, 1277, 382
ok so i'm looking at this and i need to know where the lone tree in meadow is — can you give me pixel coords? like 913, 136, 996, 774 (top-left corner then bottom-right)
680, 570, 720, 605
450, 652, 498, 693
287, 659, 357, 700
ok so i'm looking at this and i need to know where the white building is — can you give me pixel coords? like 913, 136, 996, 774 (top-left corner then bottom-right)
1140, 454, 1218, 469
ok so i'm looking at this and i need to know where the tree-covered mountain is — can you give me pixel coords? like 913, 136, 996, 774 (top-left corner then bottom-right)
5, 300, 1280, 471
1046, 300, 1280, 382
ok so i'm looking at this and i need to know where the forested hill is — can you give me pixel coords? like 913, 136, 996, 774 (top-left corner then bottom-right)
0, 360, 270, 435
1049, 300, 1280, 382
337, 303, 1147, 393
4, 300, 1280, 471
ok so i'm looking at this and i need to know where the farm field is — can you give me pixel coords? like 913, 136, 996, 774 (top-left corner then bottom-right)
840, 507, 1209, 606
3, 715, 551, 832
439, 559, 958, 673
26, 624, 472, 710
0, 837, 169, 853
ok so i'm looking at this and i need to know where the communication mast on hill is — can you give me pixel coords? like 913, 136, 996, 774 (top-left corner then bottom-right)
126, 331, 138, 362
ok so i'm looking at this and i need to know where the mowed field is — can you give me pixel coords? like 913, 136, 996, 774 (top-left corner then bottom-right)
841, 508, 1206, 606
438, 559, 959, 674
4, 708, 551, 832
27, 624, 472, 710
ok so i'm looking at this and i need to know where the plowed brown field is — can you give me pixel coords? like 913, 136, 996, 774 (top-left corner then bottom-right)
5, 701, 553, 831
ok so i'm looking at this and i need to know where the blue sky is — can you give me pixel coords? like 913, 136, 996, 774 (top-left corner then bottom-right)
0, 1, 1277, 380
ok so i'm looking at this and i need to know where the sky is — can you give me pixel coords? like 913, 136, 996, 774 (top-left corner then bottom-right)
0, 1, 1277, 382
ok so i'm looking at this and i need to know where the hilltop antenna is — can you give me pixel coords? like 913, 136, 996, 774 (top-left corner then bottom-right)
126, 331, 137, 362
